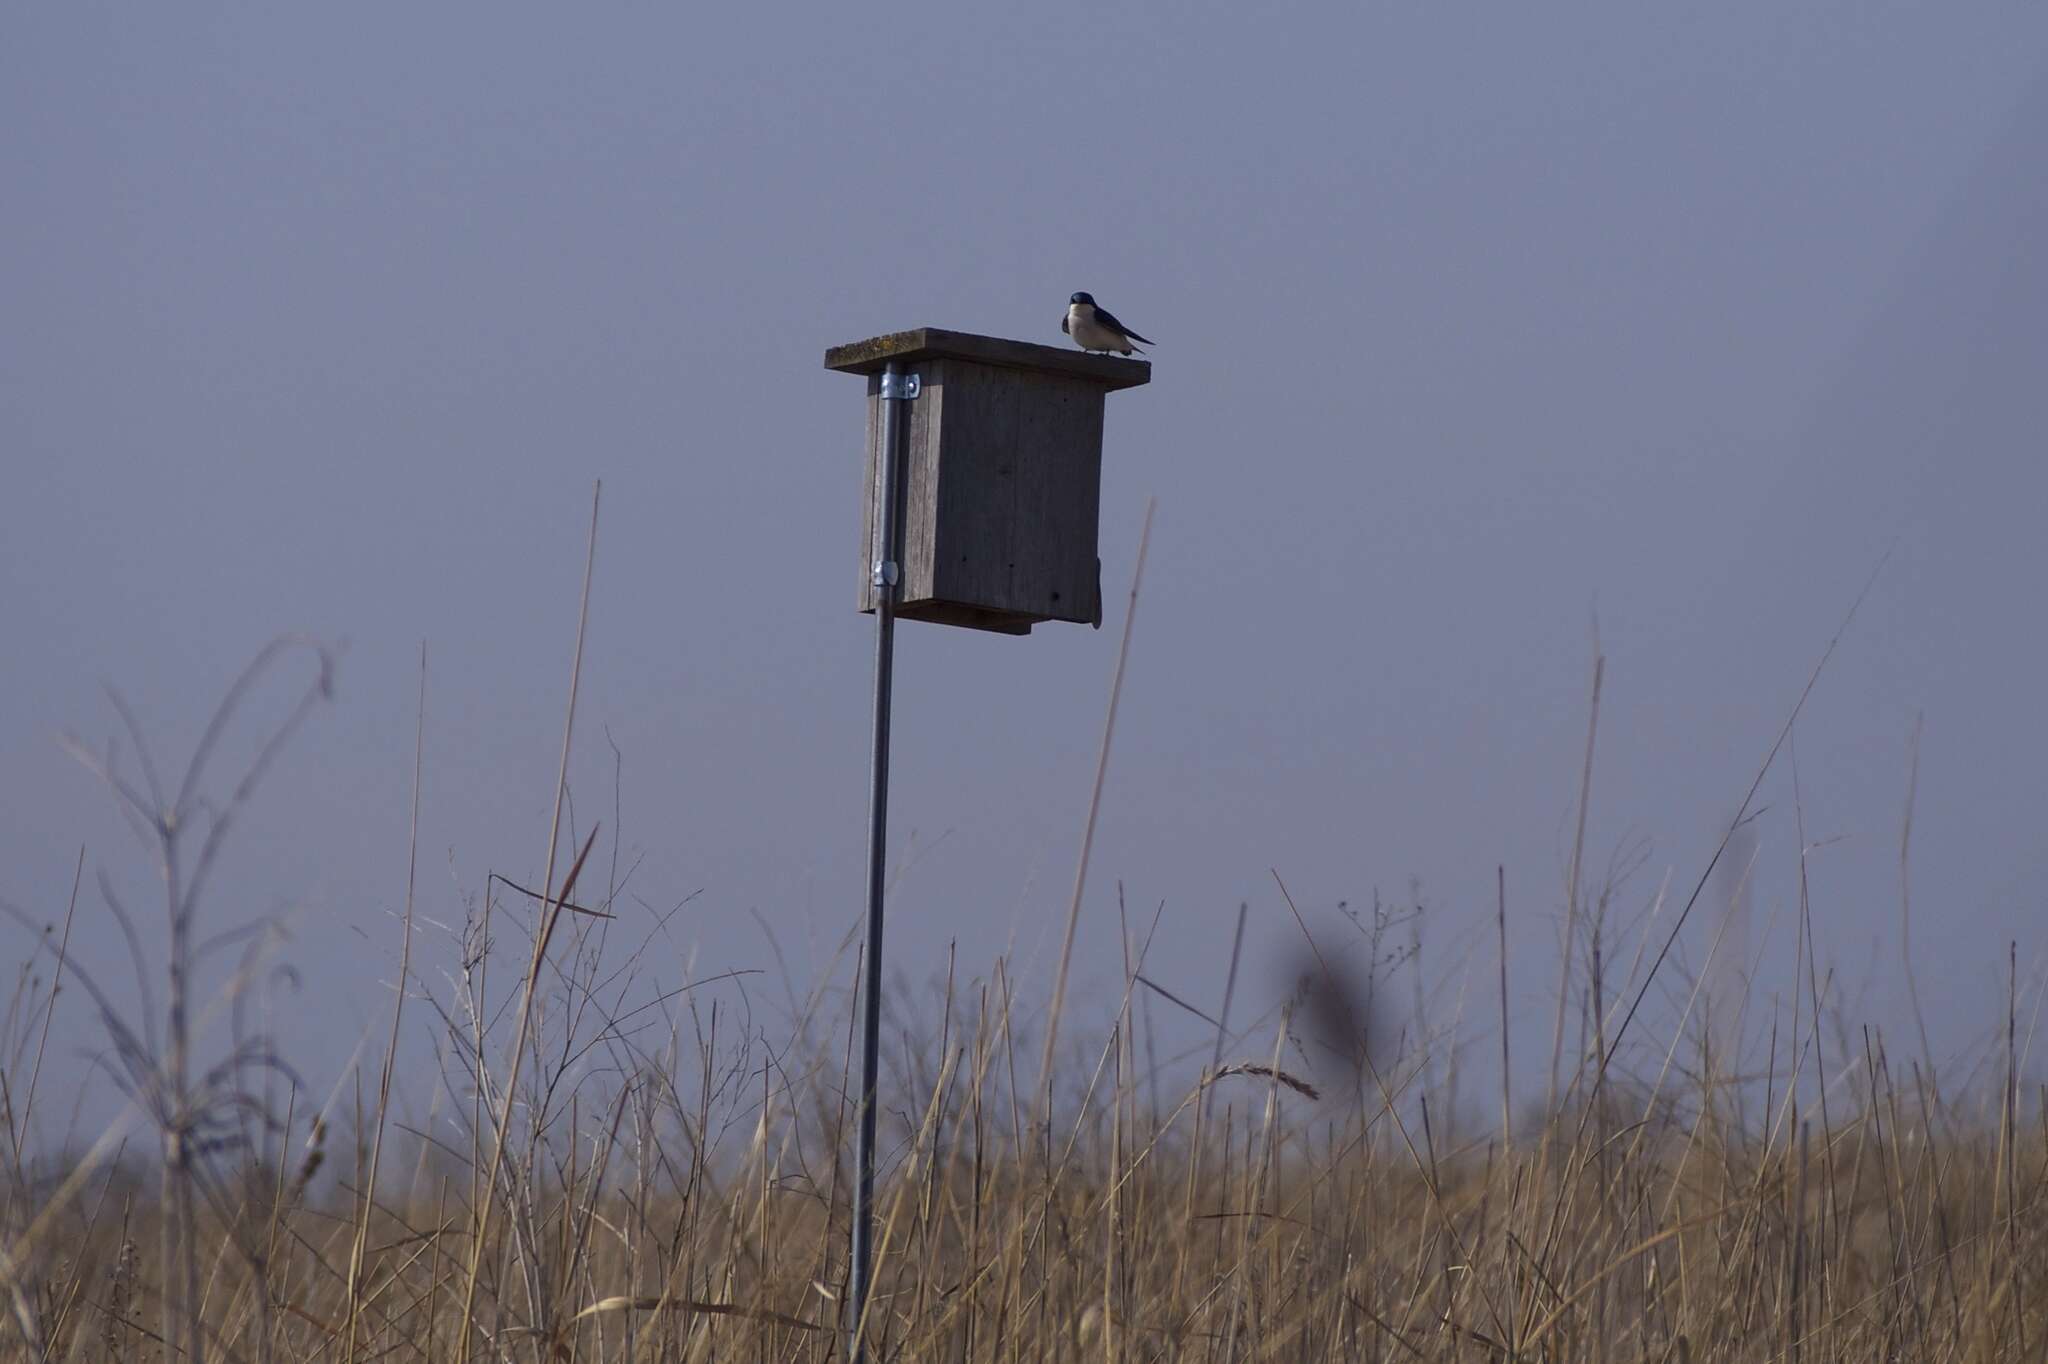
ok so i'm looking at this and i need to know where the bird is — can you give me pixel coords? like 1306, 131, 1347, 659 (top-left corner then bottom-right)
1062, 291, 1152, 356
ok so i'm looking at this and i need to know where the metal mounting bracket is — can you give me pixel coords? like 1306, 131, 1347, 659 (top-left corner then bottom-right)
878, 371, 921, 401
870, 560, 899, 590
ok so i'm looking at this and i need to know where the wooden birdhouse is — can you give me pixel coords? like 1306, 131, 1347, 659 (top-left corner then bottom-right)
824, 328, 1150, 635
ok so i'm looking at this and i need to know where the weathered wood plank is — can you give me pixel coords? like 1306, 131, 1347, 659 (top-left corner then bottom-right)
824, 327, 1150, 392
856, 372, 883, 613
928, 361, 1104, 626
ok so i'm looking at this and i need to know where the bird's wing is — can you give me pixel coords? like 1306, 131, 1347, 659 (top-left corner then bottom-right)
1095, 306, 1152, 346
1060, 313, 1070, 335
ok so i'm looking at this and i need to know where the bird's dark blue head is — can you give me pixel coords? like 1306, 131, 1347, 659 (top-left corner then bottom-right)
1069, 291, 1095, 306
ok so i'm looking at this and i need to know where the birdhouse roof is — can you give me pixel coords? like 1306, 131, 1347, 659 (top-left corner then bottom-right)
823, 328, 1151, 392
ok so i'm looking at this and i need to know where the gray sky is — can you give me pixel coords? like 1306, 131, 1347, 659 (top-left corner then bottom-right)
4, 4, 2045, 1122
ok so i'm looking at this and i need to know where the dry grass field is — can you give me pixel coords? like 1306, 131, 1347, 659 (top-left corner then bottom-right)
1, 906, 2041, 1364
2, 616, 2042, 1363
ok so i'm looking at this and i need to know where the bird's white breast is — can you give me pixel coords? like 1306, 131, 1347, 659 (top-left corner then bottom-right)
1066, 304, 1131, 355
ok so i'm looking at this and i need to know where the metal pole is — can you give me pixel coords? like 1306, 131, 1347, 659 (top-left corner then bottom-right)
851, 358, 909, 1364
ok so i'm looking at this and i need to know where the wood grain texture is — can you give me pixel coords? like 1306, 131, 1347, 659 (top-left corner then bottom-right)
927, 359, 1104, 626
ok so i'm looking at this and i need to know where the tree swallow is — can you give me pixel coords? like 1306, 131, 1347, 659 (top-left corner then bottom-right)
1062, 292, 1152, 356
